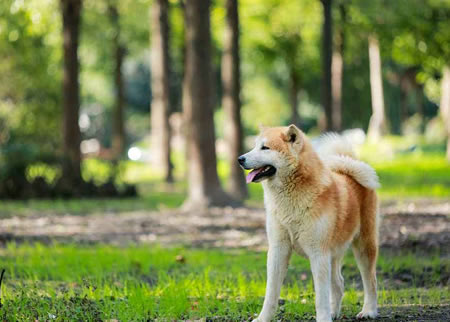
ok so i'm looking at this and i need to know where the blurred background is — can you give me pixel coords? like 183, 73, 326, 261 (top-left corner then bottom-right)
0, 0, 449, 208
0, 0, 449, 320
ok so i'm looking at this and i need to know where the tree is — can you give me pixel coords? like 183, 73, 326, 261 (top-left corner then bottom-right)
242, 0, 322, 131
441, 66, 450, 161
321, 0, 333, 131
150, 0, 173, 182
61, 0, 82, 182
108, 2, 126, 158
269, 32, 304, 128
255, 32, 304, 129
331, 2, 346, 132
387, 0, 450, 157
222, 0, 247, 200
182, 0, 233, 208
367, 35, 386, 142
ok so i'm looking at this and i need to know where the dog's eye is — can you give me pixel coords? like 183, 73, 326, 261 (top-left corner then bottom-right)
261, 146, 270, 150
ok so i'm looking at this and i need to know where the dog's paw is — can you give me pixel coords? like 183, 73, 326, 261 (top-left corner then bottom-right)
331, 311, 340, 319
356, 309, 378, 319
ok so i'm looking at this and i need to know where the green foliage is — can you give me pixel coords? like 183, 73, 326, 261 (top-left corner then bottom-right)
1, 0, 449, 199
0, 244, 447, 320
0, 0, 62, 152
239, 0, 322, 131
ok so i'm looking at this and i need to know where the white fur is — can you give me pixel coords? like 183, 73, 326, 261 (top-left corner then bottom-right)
254, 186, 336, 322
315, 133, 380, 189
314, 132, 356, 159
242, 129, 379, 322
244, 130, 378, 322
325, 155, 380, 189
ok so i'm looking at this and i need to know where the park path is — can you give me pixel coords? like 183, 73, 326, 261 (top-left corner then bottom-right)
0, 200, 449, 253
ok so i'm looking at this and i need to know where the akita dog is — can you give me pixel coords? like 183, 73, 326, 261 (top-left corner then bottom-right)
238, 125, 380, 322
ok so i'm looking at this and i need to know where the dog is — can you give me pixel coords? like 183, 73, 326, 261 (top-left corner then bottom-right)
238, 125, 380, 322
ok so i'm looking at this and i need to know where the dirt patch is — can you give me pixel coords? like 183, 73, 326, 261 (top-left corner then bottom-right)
339, 304, 450, 322
273, 304, 450, 321
0, 201, 449, 253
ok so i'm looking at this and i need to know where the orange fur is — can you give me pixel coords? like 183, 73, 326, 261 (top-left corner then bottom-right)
261, 126, 378, 255
247, 125, 379, 322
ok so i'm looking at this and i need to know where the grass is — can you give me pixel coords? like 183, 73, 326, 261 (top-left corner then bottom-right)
0, 136, 449, 320
1, 139, 449, 218
367, 153, 450, 199
0, 190, 184, 218
0, 244, 448, 321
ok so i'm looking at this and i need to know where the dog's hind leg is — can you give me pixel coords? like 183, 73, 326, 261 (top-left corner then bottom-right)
353, 199, 378, 319
354, 191, 378, 319
353, 238, 377, 319
330, 254, 345, 319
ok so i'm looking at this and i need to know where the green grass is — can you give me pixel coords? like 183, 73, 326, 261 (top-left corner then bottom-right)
367, 153, 450, 199
0, 190, 185, 218
1, 137, 449, 218
0, 244, 448, 321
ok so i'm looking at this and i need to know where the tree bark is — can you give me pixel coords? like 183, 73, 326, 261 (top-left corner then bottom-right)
61, 0, 82, 183
331, 3, 345, 132
109, 3, 126, 159
222, 0, 247, 200
182, 0, 234, 208
416, 84, 425, 134
367, 35, 386, 142
150, 0, 173, 182
321, 0, 333, 132
289, 71, 301, 128
440, 65, 450, 161
399, 70, 416, 134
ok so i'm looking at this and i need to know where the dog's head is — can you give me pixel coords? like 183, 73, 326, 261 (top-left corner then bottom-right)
238, 124, 305, 184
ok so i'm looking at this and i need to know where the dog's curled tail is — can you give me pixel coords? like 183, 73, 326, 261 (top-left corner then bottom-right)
315, 133, 380, 190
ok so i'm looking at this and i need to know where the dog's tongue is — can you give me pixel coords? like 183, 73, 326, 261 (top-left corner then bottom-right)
246, 168, 264, 184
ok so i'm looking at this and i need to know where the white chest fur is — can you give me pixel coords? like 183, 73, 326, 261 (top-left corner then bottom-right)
263, 184, 331, 258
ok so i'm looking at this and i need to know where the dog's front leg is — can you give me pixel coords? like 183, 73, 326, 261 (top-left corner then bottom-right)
254, 241, 291, 322
310, 254, 332, 322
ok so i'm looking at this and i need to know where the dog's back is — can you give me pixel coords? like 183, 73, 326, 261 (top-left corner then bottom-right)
315, 133, 380, 250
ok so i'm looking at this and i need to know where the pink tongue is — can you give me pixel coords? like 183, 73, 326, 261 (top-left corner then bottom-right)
246, 168, 264, 184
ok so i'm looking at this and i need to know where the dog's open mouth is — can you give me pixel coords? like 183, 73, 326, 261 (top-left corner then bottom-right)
246, 165, 276, 183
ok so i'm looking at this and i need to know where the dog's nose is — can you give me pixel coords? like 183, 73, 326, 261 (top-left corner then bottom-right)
237, 156, 246, 165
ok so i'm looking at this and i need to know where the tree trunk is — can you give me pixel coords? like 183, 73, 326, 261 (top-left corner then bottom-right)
331, 3, 345, 132
440, 65, 450, 161
367, 35, 386, 142
399, 76, 408, 134
222, 0, 247, 200
289, 71, 301, 128
109, 3, 126, 159
150, 0, 173, 182
321, 0, 333, 132
182, 0, 234, 208
61, 0, 82, 183
416, 85, 425, 134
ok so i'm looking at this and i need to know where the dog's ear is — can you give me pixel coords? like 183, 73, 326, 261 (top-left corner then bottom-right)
284, 124, 301, 144
258, 123, 267, 132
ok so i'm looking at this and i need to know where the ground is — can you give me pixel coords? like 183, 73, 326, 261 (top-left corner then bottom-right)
0, 199, 448, 321
0, 143, 449, 321
0, 200, 449, 252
